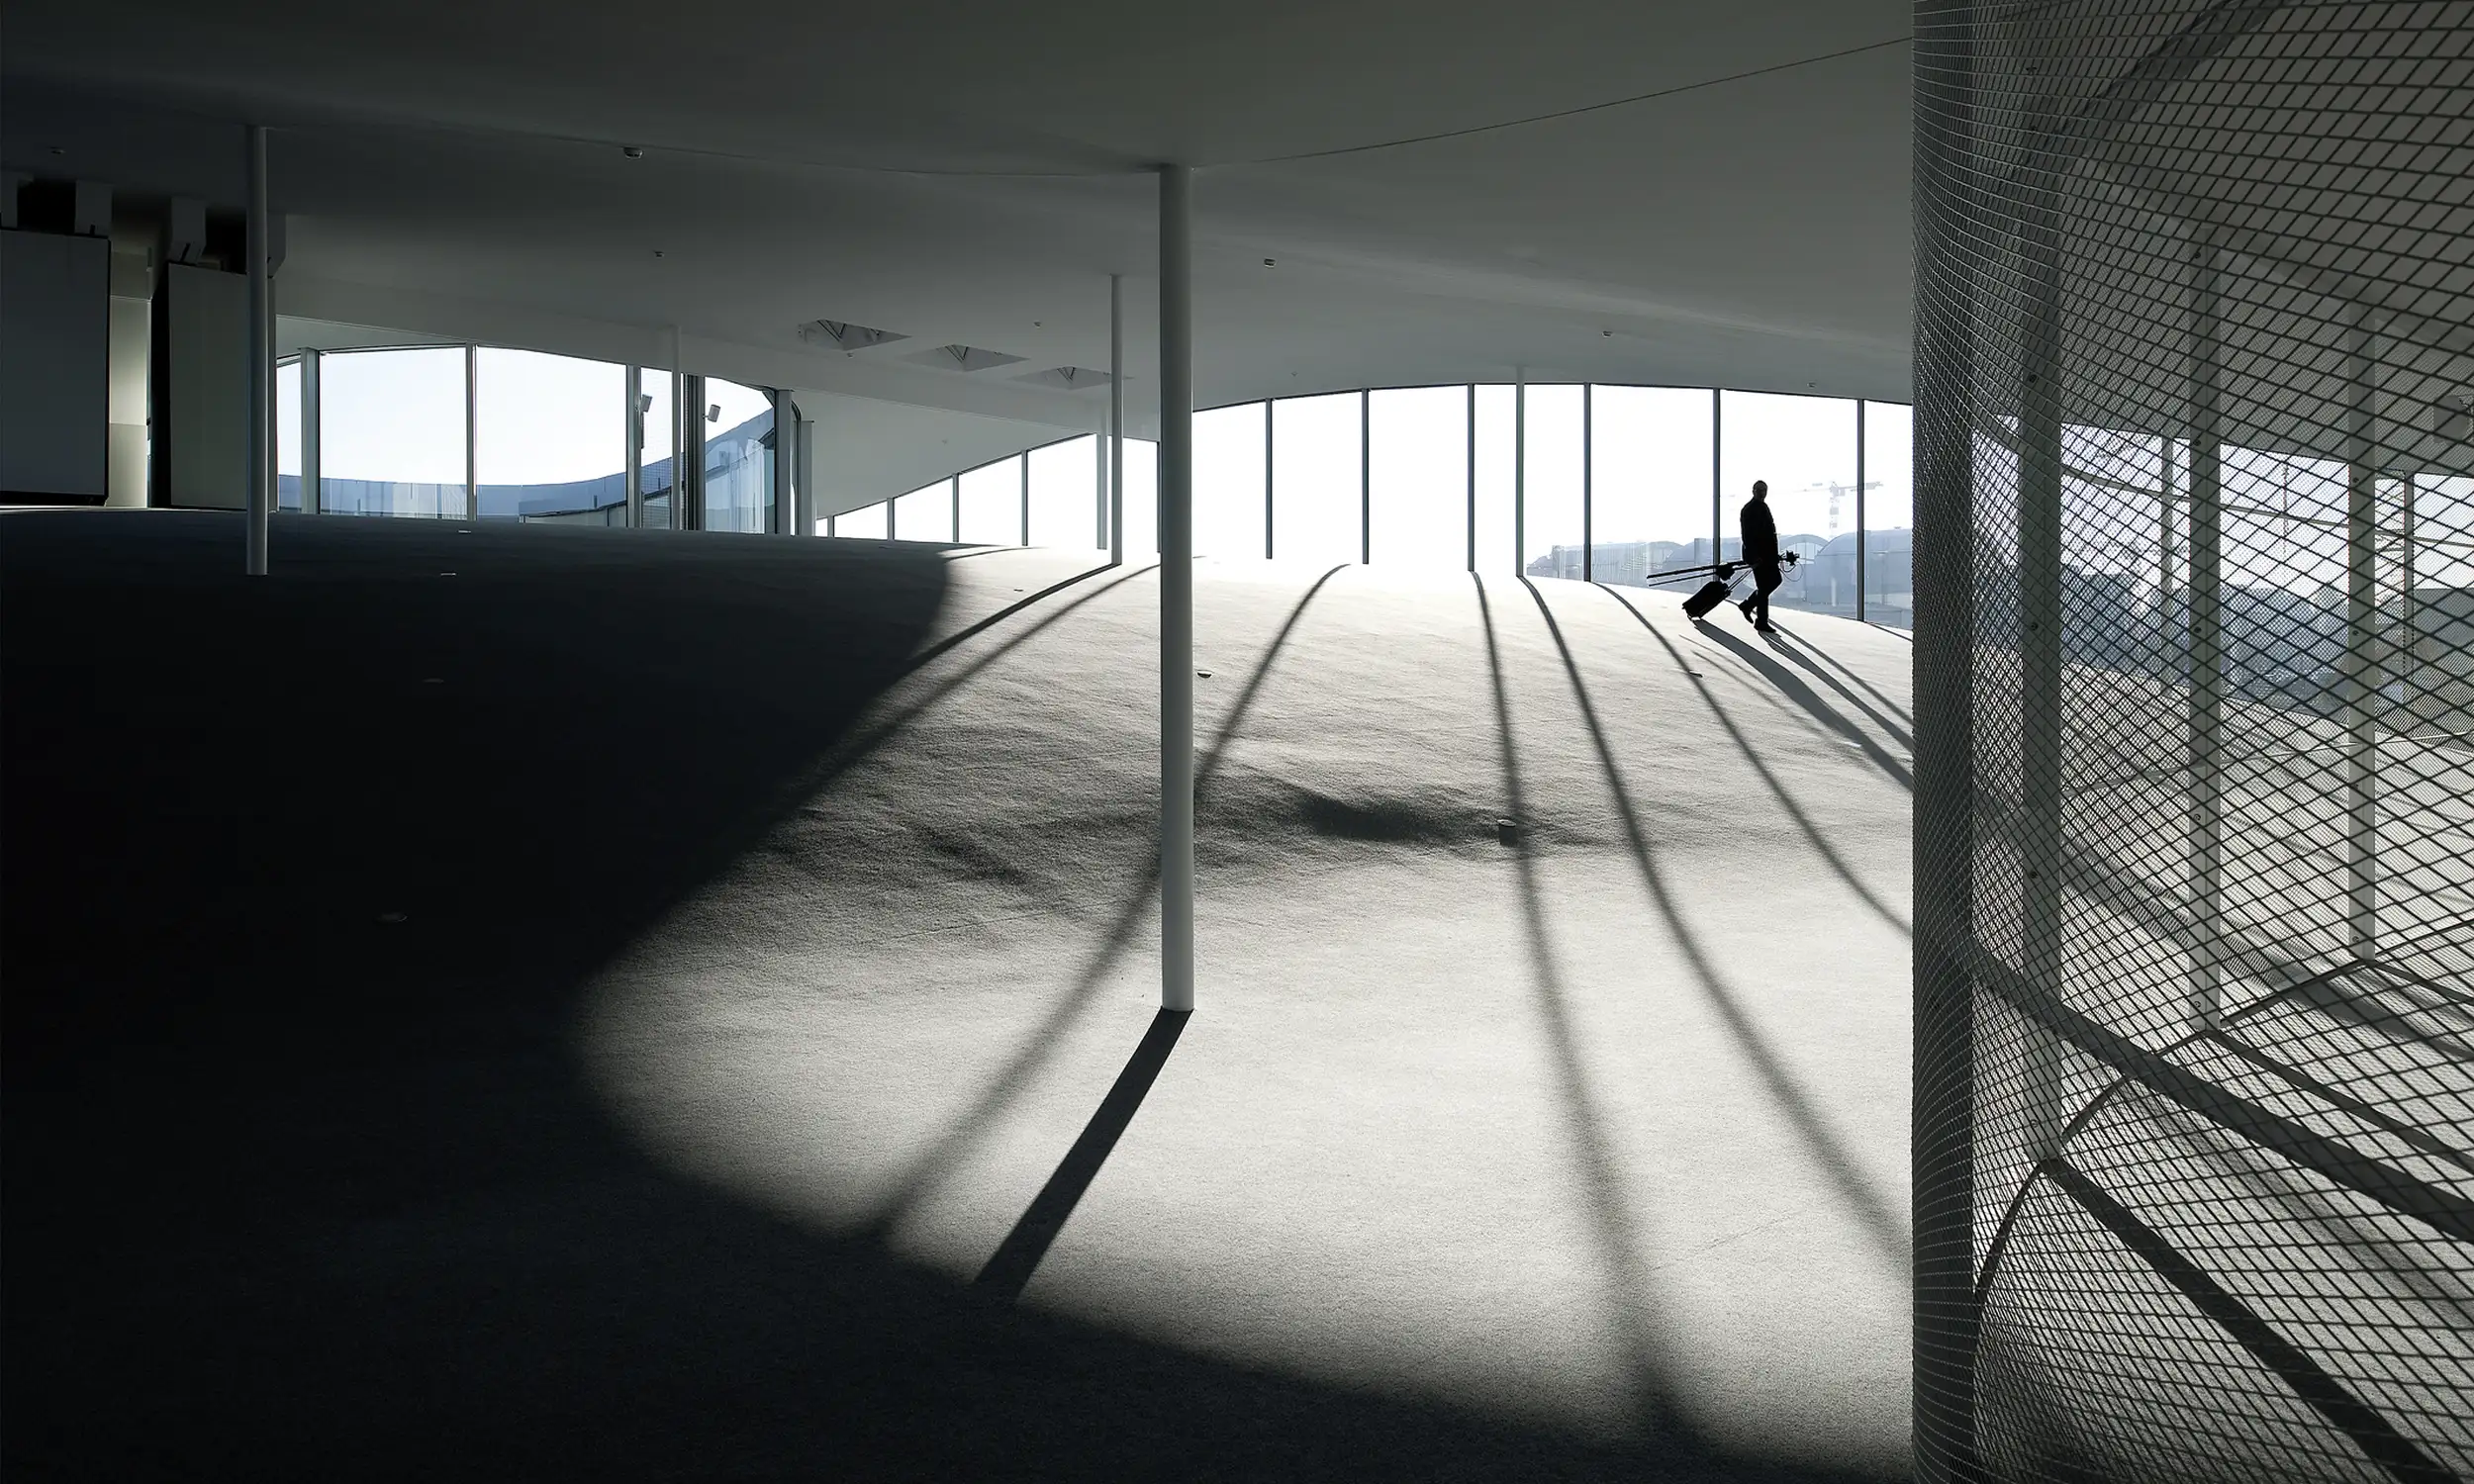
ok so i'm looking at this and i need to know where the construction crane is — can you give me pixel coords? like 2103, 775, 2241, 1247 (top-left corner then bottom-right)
1803, 478, 1883, 538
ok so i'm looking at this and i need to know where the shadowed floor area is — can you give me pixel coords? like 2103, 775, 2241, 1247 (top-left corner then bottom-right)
3, 510, 1914, 1481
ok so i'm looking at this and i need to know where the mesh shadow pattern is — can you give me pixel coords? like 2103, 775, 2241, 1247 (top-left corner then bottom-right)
1914, 4, 2474, 1481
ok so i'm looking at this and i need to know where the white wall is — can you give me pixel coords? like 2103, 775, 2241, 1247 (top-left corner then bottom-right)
160, 262, 247, 509
0, 229, 110, 499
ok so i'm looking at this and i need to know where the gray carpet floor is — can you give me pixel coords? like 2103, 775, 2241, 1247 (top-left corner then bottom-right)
4, 510, 1913, 1481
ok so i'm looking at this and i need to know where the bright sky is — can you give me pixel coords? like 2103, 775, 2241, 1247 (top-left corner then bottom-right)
278, 346, 769, 486
863, 385, 1921, 570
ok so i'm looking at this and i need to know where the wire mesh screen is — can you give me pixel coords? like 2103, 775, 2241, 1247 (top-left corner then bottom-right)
1914, 3, 2474, 1480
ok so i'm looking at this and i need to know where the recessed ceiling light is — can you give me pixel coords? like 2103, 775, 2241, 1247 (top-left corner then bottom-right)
1263, 258, 1276, 268
652, 249, 665, 258
622, 146, 645, 159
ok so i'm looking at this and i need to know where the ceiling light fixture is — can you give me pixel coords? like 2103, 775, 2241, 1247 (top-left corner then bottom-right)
1263, 258, 1276, 268
622, 146, 645, 159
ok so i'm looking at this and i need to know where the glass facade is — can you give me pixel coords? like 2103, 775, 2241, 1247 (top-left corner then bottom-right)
274, 340, 789, 533
317, 345, 468, 518
866, 381, 1926, 630
475, 347, 625, 524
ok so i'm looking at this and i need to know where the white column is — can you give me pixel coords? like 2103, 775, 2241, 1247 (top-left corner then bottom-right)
1514, 367, 1527, 575
1856, 400, 1867, 621
1264, 399, 1276, 559
245, 124, 270, 574
2189, 236, 2226, 1028
1465, 383, 1476, 573
772, 389, 796, 534
1109, 273, 1125, 565
2344, 312, 2379, 956
1019, 449, 1031, 546
624, 364, 644, 527
464, 342, 478, 522
796, 413, 815, 538
2018, 163, 2067, 1157
1581, 382, 1593, 583
1158, 162, 1195, 1015
1359, 386, 1371, 565
300, 348, 322, 516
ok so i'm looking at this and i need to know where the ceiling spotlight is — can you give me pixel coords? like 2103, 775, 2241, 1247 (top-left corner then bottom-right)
1263, 258, 1276, 268
621, 145, 645, 159
1602, 328, 1612, 337
652, 249, 665, 259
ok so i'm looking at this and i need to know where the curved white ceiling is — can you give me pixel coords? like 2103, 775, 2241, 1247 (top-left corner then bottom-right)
4, 1, 1915, 417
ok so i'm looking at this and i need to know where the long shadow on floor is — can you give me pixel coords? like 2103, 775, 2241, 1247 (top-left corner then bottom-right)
1516, 579, 1910, 1273
1689, 622, 1914, 792
1473, 574, 1678, 1437
1596, 589, 1911, 936
856, 565, 1351, 1236
2, 517, 1895, 1482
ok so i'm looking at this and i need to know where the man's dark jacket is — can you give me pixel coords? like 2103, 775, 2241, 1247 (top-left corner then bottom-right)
1740, 498, 1778, 565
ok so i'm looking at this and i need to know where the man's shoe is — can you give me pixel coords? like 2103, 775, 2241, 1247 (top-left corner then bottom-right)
1739, 600, 1759, 622
1755, 622, 1780, 634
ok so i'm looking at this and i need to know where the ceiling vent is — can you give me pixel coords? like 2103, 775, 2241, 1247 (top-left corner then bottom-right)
800, 320, 907, 353
909, 343, 1028, 374
1014, 366, 1112, 392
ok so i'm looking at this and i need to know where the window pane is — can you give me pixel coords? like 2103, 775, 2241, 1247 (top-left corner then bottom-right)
704, 378, 773, 533
957, 457, 1021, 545
318, 346, 468, 518
474, 348, 624, 524
1118, 437, 1159, 558
1272, 393, 1362, 566
1195, 402, 1267, 561
276, 359, 302, 510
1520, 384, 1583, 578
1590, 385, 1713, 590
895, 482, 951, 541
639, 370, 675, 529
1474, 385, 1517, 575
1028, 435, 1104, 551
833, 501, 891, 539
1719, 391, 1856, 617
1861, 402, 1914, 626
1369, 386, 1468, 570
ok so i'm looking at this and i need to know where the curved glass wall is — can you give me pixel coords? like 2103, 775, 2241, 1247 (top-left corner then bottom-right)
275, 341, 785, 532
874, 382, 1924, 630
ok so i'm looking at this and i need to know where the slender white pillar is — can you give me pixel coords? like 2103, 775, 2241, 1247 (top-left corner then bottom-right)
1019, 449, 1030, 546
2343, 312, 2378, 956
1514, 368, 1527, 574
624, 364, 644, 527
1158, 163, 1195, 1014
1109, 273, 1124, 565
1264, 400, 1275, 559
796, 414, 815, 538
2018, 162, 2067, 1157
1581, 382, 1593, 582
2190, 236, 2226, 1027
772, 389, 797, 534
300, 348, 322, 516
1856, 400, 1867, 621
1465, 383, 1476, 573
464, 343, 479, 522
244, 124, 271, 574
949, 473, 961, 542
1359, 387, 1372, 565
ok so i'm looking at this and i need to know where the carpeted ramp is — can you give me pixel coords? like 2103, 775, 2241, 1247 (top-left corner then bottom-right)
3, 510, 1913, 1482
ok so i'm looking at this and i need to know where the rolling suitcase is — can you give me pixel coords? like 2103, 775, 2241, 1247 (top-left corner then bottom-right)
1681, 563, 1740, 619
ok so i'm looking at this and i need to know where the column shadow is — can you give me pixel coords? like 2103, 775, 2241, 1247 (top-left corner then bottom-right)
1514, 579, 1910, 1272
974, 1008, 1191, 1299
860, 566, 1351, 1236
1757, 628, 1915, 750
1596, 588, 1911, 937
1688, 621, 1914, 791
1471, 574, 1678, 1434
1770, 618, 1916, 724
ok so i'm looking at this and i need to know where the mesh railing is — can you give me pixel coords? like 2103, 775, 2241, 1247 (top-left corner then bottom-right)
1915, 3, 2474, 1480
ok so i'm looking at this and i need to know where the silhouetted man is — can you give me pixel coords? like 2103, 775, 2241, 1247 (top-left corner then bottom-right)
1739, 480, 1782, 633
